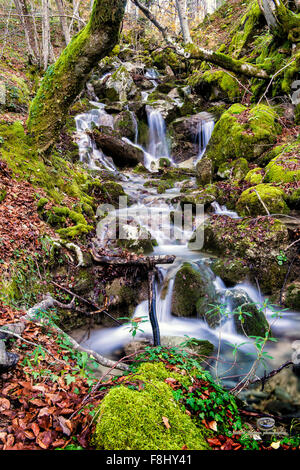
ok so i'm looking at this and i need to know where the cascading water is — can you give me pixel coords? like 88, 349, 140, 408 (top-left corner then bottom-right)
74, 83, 299, 388
74, 102, 116, 172
195, 115, 215, 162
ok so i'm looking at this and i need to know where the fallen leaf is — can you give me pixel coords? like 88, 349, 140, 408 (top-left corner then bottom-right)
271, 441, 281, 449
0, 398, 10, 411
162, 416, 170, 429
208, 420, 218, 432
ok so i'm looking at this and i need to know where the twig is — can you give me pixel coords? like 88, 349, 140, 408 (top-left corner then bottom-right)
258, 57, 297, 105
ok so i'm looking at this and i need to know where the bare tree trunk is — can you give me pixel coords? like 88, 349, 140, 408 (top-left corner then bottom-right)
13, 0, 39, 64
175, 0, 192, 44
28, 0, 127, 151
262, 0, 300, 41
42, 0, 51, 70
55, 0, 71, 44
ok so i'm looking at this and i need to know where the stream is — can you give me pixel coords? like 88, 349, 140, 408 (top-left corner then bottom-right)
73, 80, 300, 389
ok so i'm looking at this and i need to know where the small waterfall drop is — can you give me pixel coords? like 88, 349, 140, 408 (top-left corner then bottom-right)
195, 116, 215, 162
74, 102, 116, 172
147, 108, 170, 161
211, 201, 240, 219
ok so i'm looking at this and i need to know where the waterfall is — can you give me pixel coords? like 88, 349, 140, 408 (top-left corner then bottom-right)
147, 108, 170, 160
211, 201, 240, 219
74, 102, 117, 172
196, 117, 215, 162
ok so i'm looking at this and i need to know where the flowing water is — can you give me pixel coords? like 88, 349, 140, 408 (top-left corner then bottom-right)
74, 96, 300, 388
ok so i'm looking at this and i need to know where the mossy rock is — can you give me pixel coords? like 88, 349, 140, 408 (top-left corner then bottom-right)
236, 184, 289, 216
189, 69, 241, 102
171, 262, 218, 326
234, 302, 270, 337
244, 167, 264, 184
205, 104, 281, 169
113, 110, 137, 141
0, 70, 30, 113
217, 158, 249, 181
285, 282, 300, 311
92, 362, 210, 450
264, 144, 300, 183
211, 258, 250, 286
287, 188, 300, 210
196, 157, 213, 186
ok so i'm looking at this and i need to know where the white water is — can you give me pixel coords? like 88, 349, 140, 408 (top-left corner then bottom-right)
74, 94, 299, 386
195, 117, 215, 162
74, 102, 116, 172
211, 201, 240, 219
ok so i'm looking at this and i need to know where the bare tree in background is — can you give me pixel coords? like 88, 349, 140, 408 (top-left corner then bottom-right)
175, 0, 192, 43
55, 0, 71, 44
42, 0, 51, 69
13, 0, 40, 64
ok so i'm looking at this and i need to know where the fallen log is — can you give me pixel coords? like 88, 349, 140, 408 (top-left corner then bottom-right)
91, 246, 175, 267
90, 129, 144, 167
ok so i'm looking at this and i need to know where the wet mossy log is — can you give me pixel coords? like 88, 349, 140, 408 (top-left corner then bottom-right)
27, 0, 126, 152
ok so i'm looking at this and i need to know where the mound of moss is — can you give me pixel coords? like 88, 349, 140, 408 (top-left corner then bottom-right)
188, 69, 241, 102
264, 144, 300, 183
236, 183, 289, 216
92, 362, 210, 450
205, 104, 281, 169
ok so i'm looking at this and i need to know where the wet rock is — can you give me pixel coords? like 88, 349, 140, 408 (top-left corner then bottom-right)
196, 156, 213, 186
211, 258, 250, 286
224, 289, 269, 337
283, 281, 300, 311
171, 262, 218, 327
91, 129, 144, 167
113, 110, 138, 141
190, 216, 289, 294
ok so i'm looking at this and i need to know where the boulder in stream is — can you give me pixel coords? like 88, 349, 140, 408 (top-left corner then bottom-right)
171, 262, 218, 327
91, 129, 144, 167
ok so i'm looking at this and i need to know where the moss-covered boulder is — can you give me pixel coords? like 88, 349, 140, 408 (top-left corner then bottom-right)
211, 258, 250, 286
0, 70, 30, 113
113, 110, 138, 141
92, 362, 210, 450
264, 143, 300, 183
287, 188, 300, 210
171, 262, 218, 326
205, 104, 281, 169
225, 289, 269, 337
284, 282, 300, 311
190, 216, 289, 294
244, 167, 264, 184
188, 69, 241, 102
217, 158, 249, 181
103, 65, 140, 102
236, 184, 289, 216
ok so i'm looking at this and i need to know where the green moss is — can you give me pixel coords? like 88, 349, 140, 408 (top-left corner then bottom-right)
264, 143, 300, 183
228, 1, 263, 58
206, 104, 281, 169
57, 223, 93, 239
236, 184, 289, 216
244, 167, 264, 184
212, 258, 250, 286
234, 303, 269, 337
172, 262, 217, 326
92, 362, 210, 450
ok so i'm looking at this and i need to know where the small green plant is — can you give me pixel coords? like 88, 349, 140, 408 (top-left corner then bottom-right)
119, 315, 148, 338
276, 250, 287, 265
